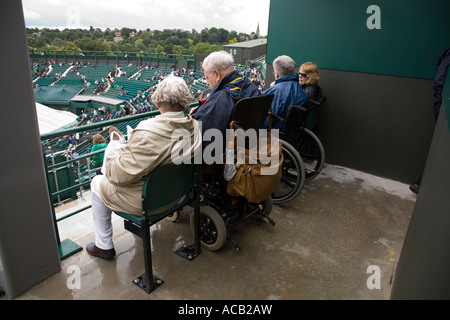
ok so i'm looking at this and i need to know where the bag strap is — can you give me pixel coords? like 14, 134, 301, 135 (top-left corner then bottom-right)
267, 104, 273, 131
266, 104, 274, 150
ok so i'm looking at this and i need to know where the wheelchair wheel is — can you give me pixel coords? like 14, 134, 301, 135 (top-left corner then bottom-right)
297, 128, 325, 181
165, 210, 181, 222
190, 205, 227, 251
271, 139, 305, 204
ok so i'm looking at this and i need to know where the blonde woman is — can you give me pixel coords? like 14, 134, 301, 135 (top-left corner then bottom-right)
299, 62, 325, 103
299, 62, 326, 132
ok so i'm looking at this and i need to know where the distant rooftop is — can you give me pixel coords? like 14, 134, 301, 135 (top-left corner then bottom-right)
223, 38, 267, 49
70, 95, 125, 106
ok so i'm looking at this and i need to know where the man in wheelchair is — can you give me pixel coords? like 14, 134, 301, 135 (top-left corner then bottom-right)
187, 50, 279, 251
191, 50, 260, 149
190, 119, 278, 251
262, 55, 308, 130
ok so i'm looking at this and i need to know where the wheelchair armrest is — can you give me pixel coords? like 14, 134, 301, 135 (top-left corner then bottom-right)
269, 112, 284, 123
307, 96, 326, 106
307, 99, 320, 106
290, 105, 308, 113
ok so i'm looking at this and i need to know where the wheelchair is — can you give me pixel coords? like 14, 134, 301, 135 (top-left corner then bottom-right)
172, 94, 305, 251
272, 97, 326, 182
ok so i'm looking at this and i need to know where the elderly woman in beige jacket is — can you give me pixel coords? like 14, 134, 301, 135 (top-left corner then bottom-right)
87, 76, 202, 260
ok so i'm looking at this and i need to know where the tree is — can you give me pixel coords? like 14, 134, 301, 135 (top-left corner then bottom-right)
217, 28, 229, 44
92, 29, 102, 40
51, 38, 65, 48
228, 30, 238, 42
122, 43, 138, 52
155, 44, 165, 54
74, 37, 110, 52
135, 40, 146, 52
194, 42, 221, 55
120, 27, 131, 38
173, 45, 184, 55
199, 28, 210, 43
27, 26, 253, 56
35, 36, 47, 48
63, 41, 81, 51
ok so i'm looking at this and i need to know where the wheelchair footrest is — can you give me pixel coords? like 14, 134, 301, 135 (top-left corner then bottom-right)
174, 243, 200, 260
132, 273, 163, 293
227, 236, 242, 251
258, 211, 276, 226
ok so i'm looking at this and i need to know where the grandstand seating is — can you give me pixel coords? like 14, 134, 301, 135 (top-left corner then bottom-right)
190, 80, 209, 92
32, 62, 209, 102
118, 64, 139, 77
33, 63, 71, 87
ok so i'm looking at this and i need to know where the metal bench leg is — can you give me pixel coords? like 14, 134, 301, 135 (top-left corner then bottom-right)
174, 187, 201, 260
132, 216, 163, 293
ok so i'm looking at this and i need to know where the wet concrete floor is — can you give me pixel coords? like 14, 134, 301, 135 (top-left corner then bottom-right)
4, 163, 416, 300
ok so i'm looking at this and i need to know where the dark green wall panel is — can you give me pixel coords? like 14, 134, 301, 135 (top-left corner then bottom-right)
267, 0, 450, 79
316, 68, 436, 182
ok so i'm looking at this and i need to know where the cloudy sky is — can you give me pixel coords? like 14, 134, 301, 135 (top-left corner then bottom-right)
22, 0, 271, 36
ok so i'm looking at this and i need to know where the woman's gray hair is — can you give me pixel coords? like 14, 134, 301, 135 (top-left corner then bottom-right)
273, 55, 297, 78
151, 75, 193, 111
202, 50, 234, 72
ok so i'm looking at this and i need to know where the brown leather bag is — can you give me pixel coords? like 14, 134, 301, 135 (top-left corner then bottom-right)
226, 119, 283, 203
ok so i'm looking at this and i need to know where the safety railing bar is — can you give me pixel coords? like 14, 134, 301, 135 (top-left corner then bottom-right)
46, 148, 105, 170
51, 179, 92, 197
56, 204, 92, 222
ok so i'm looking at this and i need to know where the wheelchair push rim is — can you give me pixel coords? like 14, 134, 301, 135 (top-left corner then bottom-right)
297, 128, 325, 181
271, 139, 305, 204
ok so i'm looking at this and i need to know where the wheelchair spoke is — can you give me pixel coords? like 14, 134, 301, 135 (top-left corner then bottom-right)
281, 175, 297, 188
199, 216, 218, 244
297, 128, 325, 181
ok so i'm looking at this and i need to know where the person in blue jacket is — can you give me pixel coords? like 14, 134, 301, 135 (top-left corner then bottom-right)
191, 50, 260, 150
263, 55, 308, 130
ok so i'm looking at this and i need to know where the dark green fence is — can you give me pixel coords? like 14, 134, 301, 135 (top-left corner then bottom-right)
30, 49, 196, 69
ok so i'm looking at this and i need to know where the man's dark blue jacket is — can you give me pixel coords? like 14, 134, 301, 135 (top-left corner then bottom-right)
263, 73, 308, 130
193, 70, 260, 148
